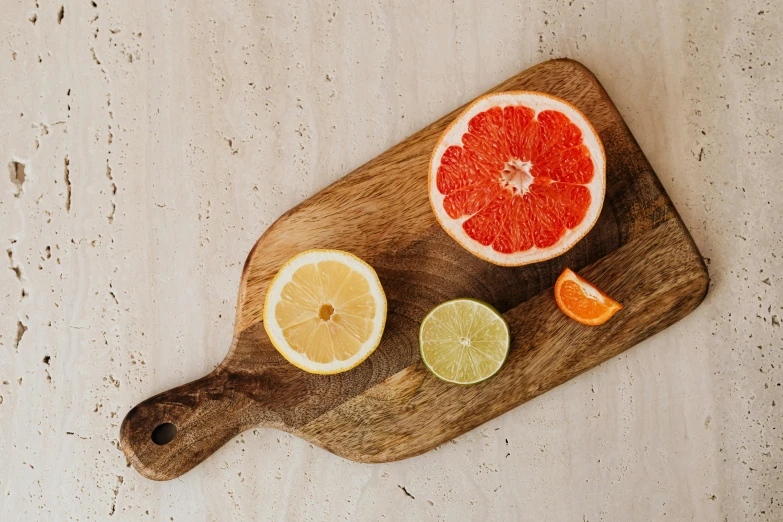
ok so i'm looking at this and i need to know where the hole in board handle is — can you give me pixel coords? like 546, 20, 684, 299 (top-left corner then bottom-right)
151, 423, 177, 445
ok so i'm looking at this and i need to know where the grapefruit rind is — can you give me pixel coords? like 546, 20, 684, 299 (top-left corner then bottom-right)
428, 91, 606, 267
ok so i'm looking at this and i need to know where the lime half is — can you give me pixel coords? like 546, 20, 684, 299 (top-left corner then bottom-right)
419, 298, 510, 385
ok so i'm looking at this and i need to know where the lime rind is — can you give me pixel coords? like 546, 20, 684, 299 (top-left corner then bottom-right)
419, 298, 510, 385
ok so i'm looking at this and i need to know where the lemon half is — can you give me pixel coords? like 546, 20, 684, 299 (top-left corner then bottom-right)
263, 249, 387, 374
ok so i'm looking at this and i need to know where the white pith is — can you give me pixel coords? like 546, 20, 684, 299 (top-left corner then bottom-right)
560, 270, 606, 303
502, 158, 535, 194
429, 91, 606, 267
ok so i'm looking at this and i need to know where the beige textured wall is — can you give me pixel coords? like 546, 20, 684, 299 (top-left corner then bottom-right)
1, 0, 780, 520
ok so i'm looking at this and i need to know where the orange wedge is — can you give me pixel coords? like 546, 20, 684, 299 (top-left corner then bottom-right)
554, 268, 622, 326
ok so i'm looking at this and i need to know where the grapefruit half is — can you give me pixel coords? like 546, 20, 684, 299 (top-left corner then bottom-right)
429, 91, 606, 266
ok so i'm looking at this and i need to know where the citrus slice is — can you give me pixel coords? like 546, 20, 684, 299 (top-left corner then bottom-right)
263, 249, 387, 374
554, 268, 622, 326
419, 298, 510, 385
429, 91, 606, 266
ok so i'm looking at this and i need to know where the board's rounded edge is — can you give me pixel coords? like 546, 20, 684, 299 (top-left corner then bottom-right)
119, 368, 259, 481
668, 217, 711, 315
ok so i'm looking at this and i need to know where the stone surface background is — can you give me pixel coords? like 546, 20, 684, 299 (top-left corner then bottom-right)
1, 0, 781, 520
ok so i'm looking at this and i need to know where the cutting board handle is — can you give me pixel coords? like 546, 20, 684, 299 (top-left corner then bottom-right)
120, 370, 253, 481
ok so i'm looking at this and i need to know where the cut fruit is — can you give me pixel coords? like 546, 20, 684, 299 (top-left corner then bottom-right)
429, 91, 606, 266
419, 298, 510, 385
263, 249, 387, 374
554, 268, 622, 326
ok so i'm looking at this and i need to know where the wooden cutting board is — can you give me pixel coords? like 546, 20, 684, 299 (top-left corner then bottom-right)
120, 59, 709, 481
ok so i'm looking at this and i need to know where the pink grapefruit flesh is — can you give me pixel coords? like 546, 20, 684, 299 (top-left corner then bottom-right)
429, 91, 606, 266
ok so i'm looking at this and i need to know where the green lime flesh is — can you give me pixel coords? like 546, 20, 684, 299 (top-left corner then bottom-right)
419, 298, 510, 385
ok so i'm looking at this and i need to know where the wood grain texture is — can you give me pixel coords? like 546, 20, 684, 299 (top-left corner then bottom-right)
294, 218, 708, 462
119, 59, 708, 481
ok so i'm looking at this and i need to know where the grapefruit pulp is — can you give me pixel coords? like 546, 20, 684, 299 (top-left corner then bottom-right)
429, 91, 606, 266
